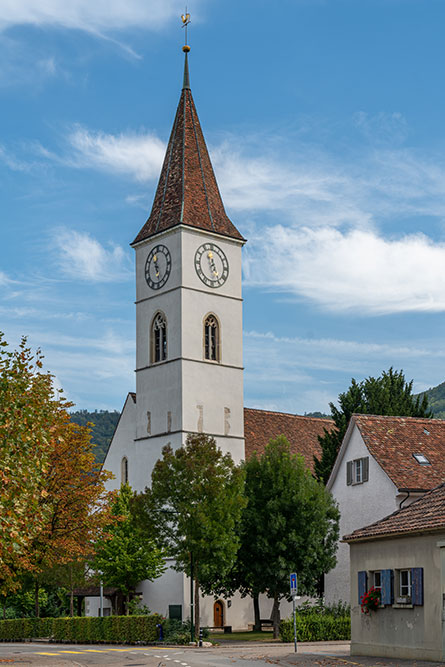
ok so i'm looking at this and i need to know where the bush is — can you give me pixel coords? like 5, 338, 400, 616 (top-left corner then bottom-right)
296, 599, 350, 617
279, 613, 350, 642
0, 614, 163, 643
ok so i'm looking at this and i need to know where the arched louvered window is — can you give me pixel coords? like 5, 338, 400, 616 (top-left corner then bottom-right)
204, 314, 220, 362
151, 312, 167, 363
121, 457, 128, 485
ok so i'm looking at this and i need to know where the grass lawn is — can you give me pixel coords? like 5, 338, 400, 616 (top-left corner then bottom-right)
209, 631, 275, 642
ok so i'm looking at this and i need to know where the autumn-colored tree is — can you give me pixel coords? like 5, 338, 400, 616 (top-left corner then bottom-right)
0, 334, 69, 594
28, 420, 114, 615
0, 334, 114, 612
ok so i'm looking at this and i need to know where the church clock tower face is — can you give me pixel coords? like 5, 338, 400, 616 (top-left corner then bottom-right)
145, 244, 171, 290
194, 242, 229, 288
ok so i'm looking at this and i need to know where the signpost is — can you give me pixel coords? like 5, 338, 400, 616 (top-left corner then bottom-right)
290, 573, 300, 653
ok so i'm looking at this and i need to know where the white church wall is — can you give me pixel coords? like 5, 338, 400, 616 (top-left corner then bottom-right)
135, 360, 182, 441
325, 424, 397, 604
102, 394, 137, 492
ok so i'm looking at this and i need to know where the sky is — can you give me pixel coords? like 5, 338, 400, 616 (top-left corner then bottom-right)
2, 0, 445, 415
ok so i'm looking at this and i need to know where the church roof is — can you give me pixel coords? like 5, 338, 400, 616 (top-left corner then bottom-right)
244, 407, 333, 472
133, 51, 244, 245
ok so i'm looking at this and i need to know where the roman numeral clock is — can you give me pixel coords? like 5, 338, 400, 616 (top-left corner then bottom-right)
194, 242, 229, 288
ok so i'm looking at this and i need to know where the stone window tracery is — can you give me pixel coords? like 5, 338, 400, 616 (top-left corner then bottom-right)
204, 314, 220, 362
151, 312, 167, 363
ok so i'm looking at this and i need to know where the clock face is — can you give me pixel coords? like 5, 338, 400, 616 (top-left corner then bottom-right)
145, 244, 171, 290
194, 243, 229, 288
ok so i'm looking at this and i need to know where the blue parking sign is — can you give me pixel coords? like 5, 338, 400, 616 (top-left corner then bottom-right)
290, 572, 298, 595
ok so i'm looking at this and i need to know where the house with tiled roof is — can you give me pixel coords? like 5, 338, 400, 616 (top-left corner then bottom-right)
325, 414, 445, 606
96, 43, 333, 628
344, 483, 445, 662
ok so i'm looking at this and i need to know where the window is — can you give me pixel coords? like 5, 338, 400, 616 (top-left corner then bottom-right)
151, 312, 167, 363
413, 452, 430, 465
360, 568, 423, 607
121, 456, 128, 485
399, 569, 412, 598
373, 571, 382, 593
204, 314, 220, 362
346, 457, 369, 485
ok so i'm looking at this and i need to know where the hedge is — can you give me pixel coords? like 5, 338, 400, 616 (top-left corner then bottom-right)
0, 614, 163, 643
279, 613, 350, 642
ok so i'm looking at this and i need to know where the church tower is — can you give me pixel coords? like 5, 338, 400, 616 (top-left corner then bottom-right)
130, 46, 246, 473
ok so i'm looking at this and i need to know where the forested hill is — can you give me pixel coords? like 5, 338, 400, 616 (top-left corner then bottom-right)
70, 410, 120, 464
416, 382, 445, 419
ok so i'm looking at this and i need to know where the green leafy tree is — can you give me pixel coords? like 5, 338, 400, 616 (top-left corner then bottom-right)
231, 436, 339, 638
314, 367, 432, 484
91, 484, 165, 614
134, 434, 246, 636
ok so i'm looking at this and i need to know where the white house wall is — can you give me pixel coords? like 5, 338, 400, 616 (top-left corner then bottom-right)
349, 533, 444, 662
325, 424, 398, 604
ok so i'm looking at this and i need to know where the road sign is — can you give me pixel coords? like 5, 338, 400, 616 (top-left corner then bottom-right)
290, 572, 298, 596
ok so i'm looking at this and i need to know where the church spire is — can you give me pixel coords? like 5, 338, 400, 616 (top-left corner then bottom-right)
132, 44, 244, 245
182, 45, 191, 90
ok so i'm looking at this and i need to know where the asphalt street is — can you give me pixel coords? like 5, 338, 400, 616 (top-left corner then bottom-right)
0, 642, 442, 667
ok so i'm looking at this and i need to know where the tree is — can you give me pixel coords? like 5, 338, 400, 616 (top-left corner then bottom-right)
26, 420, 115, 616
0, 333, 114, 612
232, 436, 339, 638
91, 484, 166, 614
0, 334, 70, 595
134, 434, 246, 636
314, 367, 432, 485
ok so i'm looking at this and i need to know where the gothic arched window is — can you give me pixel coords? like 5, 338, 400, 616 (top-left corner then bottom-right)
151, 312, 167, 363
204, 314, 220, 362
121, 456, 128, 485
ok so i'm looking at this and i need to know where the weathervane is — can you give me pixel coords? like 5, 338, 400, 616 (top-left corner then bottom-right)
181, 9, 191, 50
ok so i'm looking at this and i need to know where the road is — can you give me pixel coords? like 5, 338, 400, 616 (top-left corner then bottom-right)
0, 642, 442, 666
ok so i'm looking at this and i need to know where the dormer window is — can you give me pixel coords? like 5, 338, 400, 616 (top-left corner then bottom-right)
413, 453, 430, 465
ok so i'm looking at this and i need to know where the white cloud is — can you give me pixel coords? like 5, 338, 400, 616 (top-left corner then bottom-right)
0, 145, 33, 172
0, 270, 11, 285
213, 138, 445, 227
65, 126, 165, 182
244, 226, 445, 314
0, 0, 201, 34
53, 229, 132, 282
243, 329, 445, 414
354, 111, 409, 145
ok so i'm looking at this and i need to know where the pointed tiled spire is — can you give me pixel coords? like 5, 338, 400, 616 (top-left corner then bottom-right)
132, 48, 244, 245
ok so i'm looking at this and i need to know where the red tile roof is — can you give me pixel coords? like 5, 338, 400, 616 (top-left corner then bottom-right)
244, 408, 333, 472
353, 414, 445, 491
344, 482, 445, 542
133, 55, 244, 245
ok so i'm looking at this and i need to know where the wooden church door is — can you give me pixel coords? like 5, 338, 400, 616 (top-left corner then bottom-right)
213, 600, 224, 627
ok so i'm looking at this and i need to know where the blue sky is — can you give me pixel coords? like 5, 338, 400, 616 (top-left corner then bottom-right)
2, 0, 445, 414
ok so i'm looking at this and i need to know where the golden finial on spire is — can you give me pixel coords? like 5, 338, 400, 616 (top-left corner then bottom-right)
181, 8, 191, 51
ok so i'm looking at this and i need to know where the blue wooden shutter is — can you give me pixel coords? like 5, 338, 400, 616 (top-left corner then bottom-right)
381, 569, 394, 605
358, 571, 367, 604
411, 567, 424, 605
